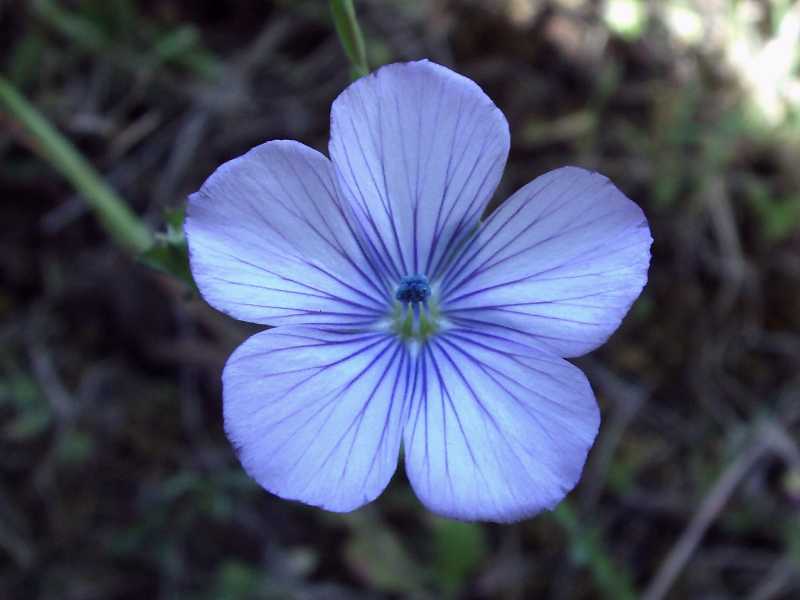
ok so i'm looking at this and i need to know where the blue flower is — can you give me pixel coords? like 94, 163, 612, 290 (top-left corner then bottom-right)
185, 60, 652, 522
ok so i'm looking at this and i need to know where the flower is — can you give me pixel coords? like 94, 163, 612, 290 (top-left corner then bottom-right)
185, 60, 652, 522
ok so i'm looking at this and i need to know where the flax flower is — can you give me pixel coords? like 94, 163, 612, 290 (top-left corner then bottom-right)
186, 60, 652, 522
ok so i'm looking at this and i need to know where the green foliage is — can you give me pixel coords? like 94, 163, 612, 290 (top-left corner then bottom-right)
1, 373, 50, 441
7, 32, 46, 87
745, 178, 800, 242
139, 207, 195, 288
336, 511, 489, 598
32, 0, 220, 79
552, 503, 637, 600
340, 510, 427, 595
787, 518, 800, 565
211, 561, 263, 600
430, 517, 488, 597
330, 0, 369, 78
54, 430, 94, 465
648, 83, 701, 210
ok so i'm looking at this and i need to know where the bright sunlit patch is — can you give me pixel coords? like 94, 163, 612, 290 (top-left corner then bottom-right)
723, 1, 800, 125
604, 0, 647, 39
664, 2, 703, 46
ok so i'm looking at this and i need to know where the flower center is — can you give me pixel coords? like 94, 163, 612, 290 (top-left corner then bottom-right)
391, 274, 440, 342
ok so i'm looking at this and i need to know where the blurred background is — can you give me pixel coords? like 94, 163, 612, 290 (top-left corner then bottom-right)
2, 0, 800, 598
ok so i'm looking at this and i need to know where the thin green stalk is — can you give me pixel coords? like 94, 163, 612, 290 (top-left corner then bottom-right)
330, 0, 369, 79
0, 76, 153, 254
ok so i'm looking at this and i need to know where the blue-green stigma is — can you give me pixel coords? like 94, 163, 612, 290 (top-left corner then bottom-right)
392, 274, 440, 342
395, 274, 431, 304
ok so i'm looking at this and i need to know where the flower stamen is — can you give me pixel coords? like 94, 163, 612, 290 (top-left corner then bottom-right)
393, 274, 439, 341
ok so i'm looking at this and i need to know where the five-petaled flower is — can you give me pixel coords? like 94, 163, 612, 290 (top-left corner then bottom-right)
186, 60, 652, 522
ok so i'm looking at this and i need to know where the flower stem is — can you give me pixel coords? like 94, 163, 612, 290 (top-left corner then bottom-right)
329, 0, 369, 79
0, 76, 153, 255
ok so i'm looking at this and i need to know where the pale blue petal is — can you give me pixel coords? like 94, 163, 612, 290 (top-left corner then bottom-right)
186, 140, 391, 327
440, 167, 652, 357
403, 325, 599, 522
329, 60, 510, 280
223, 326, 410, 512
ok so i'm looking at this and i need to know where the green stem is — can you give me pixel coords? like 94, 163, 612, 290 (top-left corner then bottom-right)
0, 76, 153, 254
330, 0, 369, 79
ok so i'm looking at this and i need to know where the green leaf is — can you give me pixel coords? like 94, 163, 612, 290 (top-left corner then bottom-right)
5, 407, 51, 440
745, 178, 800, 242
55, 430, 94, 465
213, 561, 262, 600
330, 0, 369, 78
138, 207, 195, 287
2, 375, 50, 441
431, 517, 488, 597
341, 511, 425, 594
149, 24, 221, 80
552, 502, 637, 600
786, 518, 800, 564
7, 33, 45, 87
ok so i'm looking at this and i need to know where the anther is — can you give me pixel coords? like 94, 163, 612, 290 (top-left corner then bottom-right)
395, 274, 431, 304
